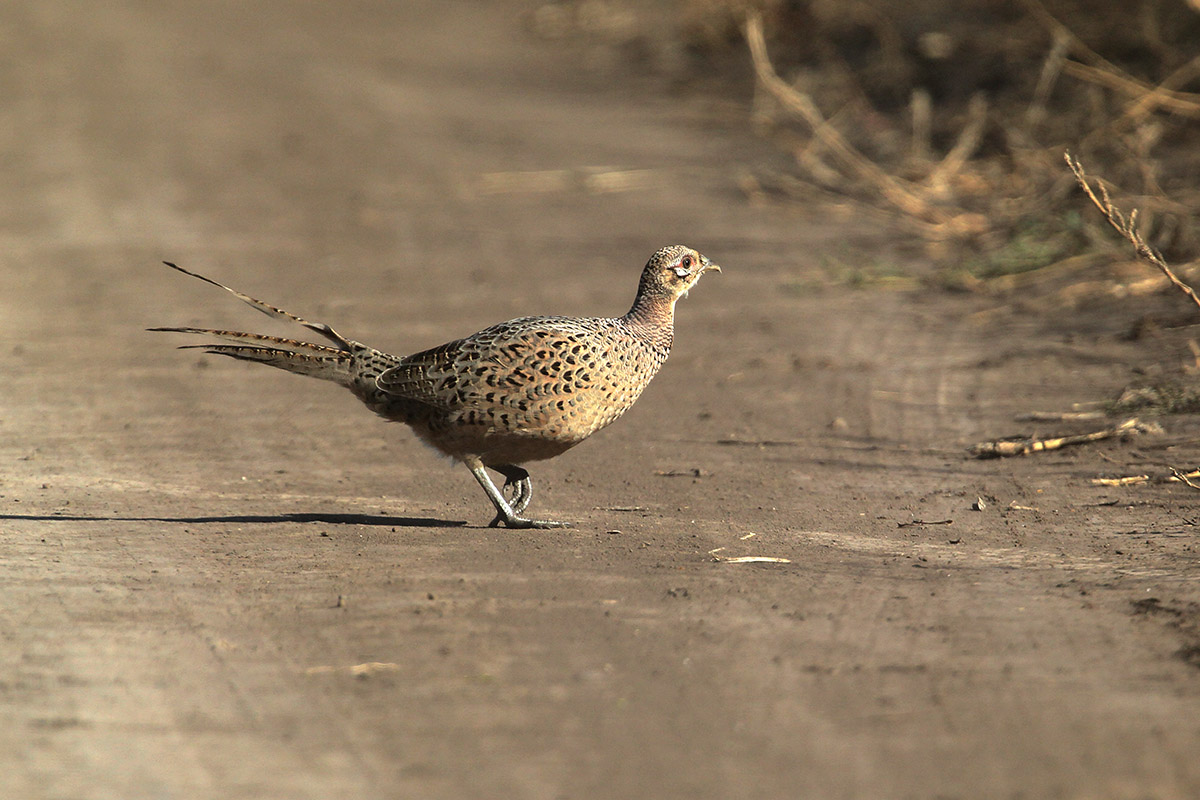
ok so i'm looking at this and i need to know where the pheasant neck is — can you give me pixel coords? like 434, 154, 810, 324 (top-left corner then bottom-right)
623, 292, 676, 351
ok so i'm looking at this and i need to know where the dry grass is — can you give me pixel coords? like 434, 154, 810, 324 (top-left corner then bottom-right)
720, 0, 1200, 279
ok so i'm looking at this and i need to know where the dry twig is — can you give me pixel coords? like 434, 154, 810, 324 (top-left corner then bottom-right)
1014, 411, 1107, 422
1024, 30, 1072, 132
1018, 0, 1126, 75
707, 546, 792, 564
304, 662, 399, 676
1062, 60, 1200, 120
1118, 54, 1200, 125
925, 93, 989, 193
1093, 467, 1200, 489
1020, 0, 1200, 120
1092, 474, 1151, 486
1169, 467, 1200, 491
1067, 153, 1200, 312
969, 417, 1161, 458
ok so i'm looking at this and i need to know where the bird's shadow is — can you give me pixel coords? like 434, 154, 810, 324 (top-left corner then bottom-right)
0, 511, 466, 528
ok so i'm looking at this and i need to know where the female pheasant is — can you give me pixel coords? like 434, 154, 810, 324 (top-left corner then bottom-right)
152, 245, 720, 528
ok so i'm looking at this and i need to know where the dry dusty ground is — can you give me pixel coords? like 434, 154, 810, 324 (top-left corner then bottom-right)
2, 2, 1199, 799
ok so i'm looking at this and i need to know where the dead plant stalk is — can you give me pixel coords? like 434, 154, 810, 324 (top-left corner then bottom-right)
969, 417, 1159, 458
1066, 153, 1200, 314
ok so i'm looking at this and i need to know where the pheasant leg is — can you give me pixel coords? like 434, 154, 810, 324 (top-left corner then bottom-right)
510, 478, 532, 515
467, 458, 568, 529
493, 465, 533, 517
485, 471, 532, 527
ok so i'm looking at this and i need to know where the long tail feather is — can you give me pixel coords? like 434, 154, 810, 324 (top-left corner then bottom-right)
152, 264, 369, 386
147, 326, 345, 355
161, 262, 352, 351
177, 343, 353, 382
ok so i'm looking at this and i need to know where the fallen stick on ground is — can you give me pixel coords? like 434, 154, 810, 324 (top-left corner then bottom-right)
1014, 411, 1107, 422
1093, 474, 1151, 486
969, 417, 1161, 458
1170, 467, 1200, 490
717, 556, 793, 564
304, 662, 399, 676
1093, 467, 1200, 489
708, 547, 792, 564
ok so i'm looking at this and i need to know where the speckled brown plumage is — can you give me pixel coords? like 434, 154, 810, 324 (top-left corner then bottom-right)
152, 245, 720, 528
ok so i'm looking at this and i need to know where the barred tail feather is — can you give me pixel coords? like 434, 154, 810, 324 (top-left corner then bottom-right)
176, 343, 355, 383
160, 261, 353, 351
152, 262, 363, 386
147, 326, 345, 356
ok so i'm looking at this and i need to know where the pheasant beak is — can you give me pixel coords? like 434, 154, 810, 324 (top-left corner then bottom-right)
700, 256, 721, 274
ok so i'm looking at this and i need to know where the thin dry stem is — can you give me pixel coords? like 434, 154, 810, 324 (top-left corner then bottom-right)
969, 417, 1160, 458
1119, 54, 1200, 125
911, 88, 932, 161
1022, 0, 1200, 123
1063, 61, 1200, 119
925, 93, 989, 192
1066, 152, 1200, 314
1093, 467, 1200, 488
1169, 466, 1200, 491
1024, 30, 1071, 132
1020, 0, 1167, 89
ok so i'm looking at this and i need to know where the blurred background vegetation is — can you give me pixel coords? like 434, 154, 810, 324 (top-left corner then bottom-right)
530, 0, 1200, 292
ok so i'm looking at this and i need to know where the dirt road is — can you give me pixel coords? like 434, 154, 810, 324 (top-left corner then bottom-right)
2, 2, 1198, 798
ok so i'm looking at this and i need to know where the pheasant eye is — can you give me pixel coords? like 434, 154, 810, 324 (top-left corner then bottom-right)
681, 255, 693, 268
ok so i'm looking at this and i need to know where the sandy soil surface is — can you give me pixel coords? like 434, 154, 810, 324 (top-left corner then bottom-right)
2, 2, 1199, 798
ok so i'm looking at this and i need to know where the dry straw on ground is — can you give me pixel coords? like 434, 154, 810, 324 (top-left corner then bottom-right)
969, 417, 1162, 459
